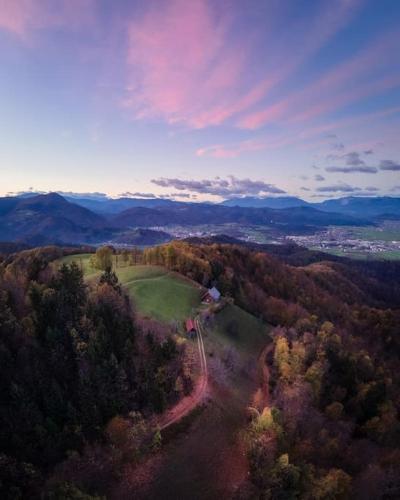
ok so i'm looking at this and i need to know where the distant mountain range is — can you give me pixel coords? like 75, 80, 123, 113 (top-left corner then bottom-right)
110, 203, 366, 229
222, 195, 400, 217
16, 191, 400, 217
315, 196, 400, 218
0, 193, 114, 245
221, 196, 310, 209
1, 192, 398, 246
63, 196, 179, 214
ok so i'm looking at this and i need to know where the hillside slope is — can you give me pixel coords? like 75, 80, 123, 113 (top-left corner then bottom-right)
0, 193, 113, 244
111, 203, 369, 229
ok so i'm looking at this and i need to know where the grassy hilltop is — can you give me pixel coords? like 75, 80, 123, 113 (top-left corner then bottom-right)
57, 254, 202, 323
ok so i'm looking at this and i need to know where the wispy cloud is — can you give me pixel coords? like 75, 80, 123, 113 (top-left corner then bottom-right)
325, 165, 377, 173
196, 139, 267, 159
122, 0, 363, 129
326, 150, 367, 163
198, 104, 400, 161
239, 28, 400, 129
316, 183, 379, 194
123, 0, 247, 128
343, 151, 365, 166
118, 191, 193, 200
379, 160, 400, 171
0, 0, 95, 40
317, 183, 361, 193
160, 193, 193, 199
151, 175, 285, 198
118, 192, 157, 199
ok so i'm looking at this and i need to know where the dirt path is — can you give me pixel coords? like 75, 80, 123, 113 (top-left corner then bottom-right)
114, 319, 266, 499
122, 272, 170, 287
114, 320, 209, 498
155, 317, 208, 430
195, 317, 208, 382
251, 342, 273, 411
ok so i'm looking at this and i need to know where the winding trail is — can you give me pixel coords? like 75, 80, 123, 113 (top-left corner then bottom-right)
252, 342, 273, 411
156, 316, 208, 431
122, 272, 170, 287
114, 319, 271, 499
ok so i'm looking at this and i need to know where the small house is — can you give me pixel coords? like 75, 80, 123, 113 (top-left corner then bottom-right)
185, 318, 196, 338
202, 286, 221, 304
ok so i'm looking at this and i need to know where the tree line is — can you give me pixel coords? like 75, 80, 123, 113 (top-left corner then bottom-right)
141, 241, 400, 498
0, 247, 187, 498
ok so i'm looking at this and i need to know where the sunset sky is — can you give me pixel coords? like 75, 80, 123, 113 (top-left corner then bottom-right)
0, 0, 399, 201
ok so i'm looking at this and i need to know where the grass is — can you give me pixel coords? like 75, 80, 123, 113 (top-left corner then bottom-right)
143, 303, 270, 500
56, 254, 201, 324
56, 253, 99, 277
125, 272, 201, 323
311, 247, 400, 261
116, 264, 167, 282
372, 250, 400, 260
206, 303, 269, 359
350, 226, 400, 242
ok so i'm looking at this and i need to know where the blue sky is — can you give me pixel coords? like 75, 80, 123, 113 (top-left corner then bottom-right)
0, 0, 399, 201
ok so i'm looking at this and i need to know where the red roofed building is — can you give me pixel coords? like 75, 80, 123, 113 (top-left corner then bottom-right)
185, 318, 196, 337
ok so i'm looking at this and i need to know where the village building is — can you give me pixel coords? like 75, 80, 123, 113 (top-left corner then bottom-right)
202, 286, 221, 304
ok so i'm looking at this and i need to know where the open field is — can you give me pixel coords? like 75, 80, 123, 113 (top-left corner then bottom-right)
291, 222, 400, 261
348, 223, 400, 242
56, 253, 136, 277
311, 247, 400, 261
206, 303, 268, 356
125, 272, 201, 323
56, 254, 201, 323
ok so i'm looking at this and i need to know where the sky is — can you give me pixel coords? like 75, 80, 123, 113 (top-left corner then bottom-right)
0, 0, 399, 202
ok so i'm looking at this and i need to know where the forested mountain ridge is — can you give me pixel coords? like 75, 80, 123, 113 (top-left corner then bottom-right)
142, 241, 400, 498
185, 236, 400, 308
110, 203, 369, 229
0, 246, 188, 498
222, 195, 400, 218
0, 193, 372, 246
0, 242, 399, 498
0, 194, 114, 245
15, 192, 400, 218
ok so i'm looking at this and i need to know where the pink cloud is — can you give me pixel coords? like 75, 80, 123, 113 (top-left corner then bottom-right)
290, 73, 400, 124
238, 101, 291, 130
0, 0, 35, 36
240, 29, 400, 129
236, 0, 365, 129
196, 139, 268, 159
0, 0, 95, 40
287, 32, 400, 123
204, 104, 400, 160
123, 0, 248, 128
123, 0, 362, 129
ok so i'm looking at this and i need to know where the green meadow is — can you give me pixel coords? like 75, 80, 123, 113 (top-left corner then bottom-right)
56, 255, 201, 323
